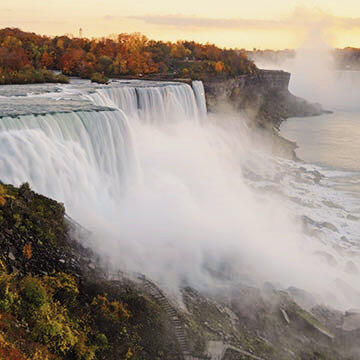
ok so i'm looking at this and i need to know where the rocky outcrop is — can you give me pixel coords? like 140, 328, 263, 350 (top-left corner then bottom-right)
203, 69, 324, 129
0, 182, 182, 360
2, 182, 360, 360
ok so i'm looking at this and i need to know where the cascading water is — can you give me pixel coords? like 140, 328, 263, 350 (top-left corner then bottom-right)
0, 79, 359, 310
0, 110, 134, 202
88, 81, 201, 123
192, 80, 207, 119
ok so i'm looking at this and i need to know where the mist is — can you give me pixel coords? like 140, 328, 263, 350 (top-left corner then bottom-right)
252, 24, 360, 111
1, 80, 359, 312
72, 109, 360, 311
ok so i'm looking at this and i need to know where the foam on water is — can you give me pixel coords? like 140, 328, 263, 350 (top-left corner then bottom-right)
0, 79, 359, 309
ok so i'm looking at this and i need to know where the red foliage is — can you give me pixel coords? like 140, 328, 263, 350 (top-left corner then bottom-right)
0, 27, 257, 81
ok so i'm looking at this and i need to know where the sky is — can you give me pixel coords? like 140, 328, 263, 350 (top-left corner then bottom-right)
1, 0, 360, 49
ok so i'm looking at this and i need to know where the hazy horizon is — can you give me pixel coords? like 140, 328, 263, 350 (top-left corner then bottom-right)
2, 0, 360, 50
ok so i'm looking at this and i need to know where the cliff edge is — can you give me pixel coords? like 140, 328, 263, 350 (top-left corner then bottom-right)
1, 183, 360, 360
203, 70, 323, 129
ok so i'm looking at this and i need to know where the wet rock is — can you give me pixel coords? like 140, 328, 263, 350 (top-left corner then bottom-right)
345, 309, 360, 316
342, 310, 360, 331
311, 305, 344, 330
334, 279, 360, 305
320, 222, 338, 233
19, 182, 34, 202
346, 214, 359, 221
322, 200, 343, 210
292, 307, 334, 340
345, 261, 359, 274
311, 170, 323, 184
287, 287, 318, 309
314, 251, 338, 267
280, 308, 290, 324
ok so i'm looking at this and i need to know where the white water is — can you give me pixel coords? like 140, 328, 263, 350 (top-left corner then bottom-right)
0, 79, 359, 310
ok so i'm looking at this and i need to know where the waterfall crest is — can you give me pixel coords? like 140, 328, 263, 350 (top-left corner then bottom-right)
89, 81, 204, 123
0, 80, 207, 207
0, 110, 134, 201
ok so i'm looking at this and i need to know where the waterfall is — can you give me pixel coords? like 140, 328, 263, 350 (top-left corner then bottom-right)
192, 80, 207, 119
0, 80, 207, 216
88, 81, 203, 123
0, 110, 134, 205
1, 79, 360, 309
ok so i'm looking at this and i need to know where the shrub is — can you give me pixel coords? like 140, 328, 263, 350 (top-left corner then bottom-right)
20, 277, 48, 314
90, 72, 109, 84
91, 294, 130, 322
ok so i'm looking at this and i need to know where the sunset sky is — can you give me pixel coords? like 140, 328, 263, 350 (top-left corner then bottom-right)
2, 0, 360, 49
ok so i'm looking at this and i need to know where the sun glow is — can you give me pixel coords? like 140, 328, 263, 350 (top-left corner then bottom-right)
2, 0, 360, 49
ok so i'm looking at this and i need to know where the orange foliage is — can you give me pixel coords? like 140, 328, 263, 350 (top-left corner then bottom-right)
0, 27, 257, 82
22, 243, 32, 260
41, 52, 54, 68
214, 61, 225, 73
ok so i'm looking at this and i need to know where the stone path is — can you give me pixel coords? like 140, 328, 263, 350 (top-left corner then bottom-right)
207, 341, 265, 360
140, 277, 265, 360
141, 277, 203, 360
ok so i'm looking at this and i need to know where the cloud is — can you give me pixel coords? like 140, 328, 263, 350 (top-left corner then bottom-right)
0, 19, 68, 27
128, 14, 288, 30
103, 15, 115, 21
128, 7, 360, 32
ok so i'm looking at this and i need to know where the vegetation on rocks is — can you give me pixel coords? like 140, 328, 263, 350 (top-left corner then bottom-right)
1, 182, 359, 360
0, 182, 181, 359
90, 72, 109, 84
0, 69, 68, 85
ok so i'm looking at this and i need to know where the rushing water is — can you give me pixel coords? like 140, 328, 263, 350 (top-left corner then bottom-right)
281, 70, 360, 223
0, 78, 359, 310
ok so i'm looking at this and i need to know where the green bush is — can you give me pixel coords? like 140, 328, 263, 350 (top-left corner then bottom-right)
90, 72, 109, 84
20, 276, 48, 314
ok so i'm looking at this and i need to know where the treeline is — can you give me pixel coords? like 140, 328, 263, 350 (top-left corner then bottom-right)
246, 49, 295, 66
247, 47, 360, 71
334, 47, 360, 70
0, 27, 258, 85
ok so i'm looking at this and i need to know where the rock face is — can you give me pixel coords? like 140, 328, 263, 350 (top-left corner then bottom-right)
1, 183, 360, 360
203, 69, 324, 129
0, 182, 182, 360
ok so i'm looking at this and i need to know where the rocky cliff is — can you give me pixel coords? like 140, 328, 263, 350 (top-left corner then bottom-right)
0, 183, 181, 360
203, 70, 323, 129
1, 182, 360, 360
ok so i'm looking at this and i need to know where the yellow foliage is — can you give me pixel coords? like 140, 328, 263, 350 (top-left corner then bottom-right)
91, 294, 130, 322
0, 184, 15, 200
0, 268, 98, 359
0, 261, 6, 273
42, 273, 79, 306
0, 195, 5, 207
31, 348, 52, 360
125, 347, 134, 359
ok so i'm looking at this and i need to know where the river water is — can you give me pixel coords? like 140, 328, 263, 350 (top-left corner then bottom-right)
0, 78, 359, 310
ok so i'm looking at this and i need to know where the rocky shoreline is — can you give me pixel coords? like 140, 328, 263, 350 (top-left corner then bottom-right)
1, 181, 360, 359
0, 71, 355, 359
201, 70, 325, 161
202, 70, 324, 129
124, 69, 324, 160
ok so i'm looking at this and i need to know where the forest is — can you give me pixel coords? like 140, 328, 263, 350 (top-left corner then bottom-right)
0, 28, 258, 84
